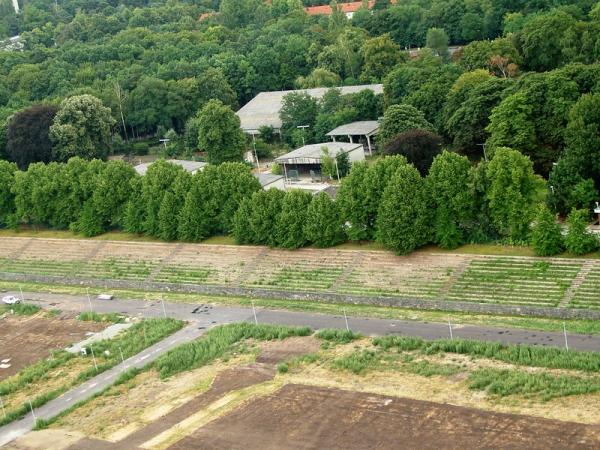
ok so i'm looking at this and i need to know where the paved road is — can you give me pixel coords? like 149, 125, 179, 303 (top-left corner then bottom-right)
12, 291, 600, 351
1, 290, 600, 447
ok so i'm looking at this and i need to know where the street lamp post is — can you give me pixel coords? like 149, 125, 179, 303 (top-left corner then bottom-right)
296, 125, 309, 146
251, 133, 260, 170
477, 143, 488, 162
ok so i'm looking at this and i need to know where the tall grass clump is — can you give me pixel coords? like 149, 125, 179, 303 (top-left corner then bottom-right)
77, 311, 124, 323
316, 328, 362, 344
469, 368, 600, 401
0, 303, 41, 316
155, 323, 311, 378
373, 336, 600, 372
331, 350, 378, 375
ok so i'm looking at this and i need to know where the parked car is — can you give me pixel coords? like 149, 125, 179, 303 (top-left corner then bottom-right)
2, 295, 21, 305
97, 294, 114, 301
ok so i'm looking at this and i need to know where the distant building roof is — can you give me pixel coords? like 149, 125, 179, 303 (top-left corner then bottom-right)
237, 84, 383, 134
255, 172, 284, 187
199, 12, 216, 21
327, 121, 379, 137
304, 1, 396, 16
134, 159, 208, 176
305, 2, 369, 15
275, 142, 362, 165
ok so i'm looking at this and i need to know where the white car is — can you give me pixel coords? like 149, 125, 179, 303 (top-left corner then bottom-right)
97, 294, 114, 301
2, 295, 21, 305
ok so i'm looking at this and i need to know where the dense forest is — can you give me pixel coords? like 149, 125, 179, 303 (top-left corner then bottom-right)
1, 0, 600, 255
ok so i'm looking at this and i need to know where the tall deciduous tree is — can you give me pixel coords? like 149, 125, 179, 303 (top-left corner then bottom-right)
50, 95, 115, 161
425, 28, 449, 59
196, 99, 245, 165
275, 190, 313, 249
0, 160, 17, 227
530, 204, 563, 256
384, 129, 442, 176
378, 104, 434, 147
304, 192, 345, 247
426, 151, 474, 249
486, 147, 537, 241
6, 104, 58, 169
565, 208, 598, 255
376, 164, 429, 254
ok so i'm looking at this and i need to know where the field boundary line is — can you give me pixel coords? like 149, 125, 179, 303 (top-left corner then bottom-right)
439, 256, 473, 296
329, 252, 365, 292
84, 241, 108, 260
235, 247, 270, 284
147, 243, 185, 281
3, 272, 600, 320
8, 238, 34, 260
558, 260, 597, 308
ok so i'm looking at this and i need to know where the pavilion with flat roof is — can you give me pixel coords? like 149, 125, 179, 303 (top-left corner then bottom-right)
326, 120, 379, 156
275, 142, 365, 183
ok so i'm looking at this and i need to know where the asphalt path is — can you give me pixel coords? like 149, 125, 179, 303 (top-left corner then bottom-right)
1, 290, 600, 446
16, 291, 600, 351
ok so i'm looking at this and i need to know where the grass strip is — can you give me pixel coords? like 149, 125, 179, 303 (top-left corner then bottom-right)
374, 336, 600, 372
77, 311, 125, 324
155, 323, 311, 379
469, 368, 600, 401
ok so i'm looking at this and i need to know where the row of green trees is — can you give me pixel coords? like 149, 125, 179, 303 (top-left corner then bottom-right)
2, 149, 598, 256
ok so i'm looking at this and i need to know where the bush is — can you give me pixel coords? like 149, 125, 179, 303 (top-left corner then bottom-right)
304, 192, 345, 247
271, 163, 283, 175
565, 208, 598, 255
316, 329, 362, 344
132, 142, 149, 156
531, 204, 564, 256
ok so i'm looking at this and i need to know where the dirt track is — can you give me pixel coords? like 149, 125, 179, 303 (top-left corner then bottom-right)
0, 313, 103, 380
170, 384, 600, 450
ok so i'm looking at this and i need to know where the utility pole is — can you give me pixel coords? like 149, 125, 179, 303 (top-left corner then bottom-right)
113, 81, 129, 143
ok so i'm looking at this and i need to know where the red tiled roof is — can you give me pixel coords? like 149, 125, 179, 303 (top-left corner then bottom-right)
199, 12, 216, 21
305, 1, 387, 16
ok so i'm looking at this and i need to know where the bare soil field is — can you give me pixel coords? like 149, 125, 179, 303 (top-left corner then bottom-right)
170, 383, 600, 450
7, 335, 600, 450
0, 312, 104, 380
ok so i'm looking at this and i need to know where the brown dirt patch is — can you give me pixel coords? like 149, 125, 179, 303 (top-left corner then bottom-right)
168, 384, 600, 450
256, 336, 321, 364
0, 312, 104, 380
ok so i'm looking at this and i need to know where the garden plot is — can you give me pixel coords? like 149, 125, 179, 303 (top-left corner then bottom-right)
242, 249, 356, 291
338, 252, 464, 299
154, 245, 260, 285
446, 258, 581, 307
0, 238, 32, 259
93, 241, 172, 264
0, 257, 154, 281
570, 265, 600, 309
19, 239, 99, 262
